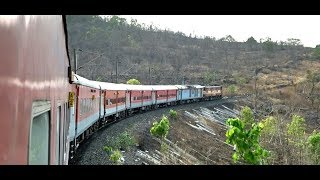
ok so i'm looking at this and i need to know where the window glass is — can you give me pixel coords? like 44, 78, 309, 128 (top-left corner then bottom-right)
55, 106, 61, 165
29, 111, 50, 165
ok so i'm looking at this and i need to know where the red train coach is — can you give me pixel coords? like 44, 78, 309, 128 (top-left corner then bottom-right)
0, 15, 72, 164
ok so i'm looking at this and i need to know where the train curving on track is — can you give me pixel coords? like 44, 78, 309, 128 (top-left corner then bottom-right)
0, 15, 222, 165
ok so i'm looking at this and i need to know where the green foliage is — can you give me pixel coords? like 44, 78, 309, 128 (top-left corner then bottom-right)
108, 16, 127, 29
261, 116, 277, 136
203, 71, 216, 85
114, 131, 136, 151
169, 109, 177, 119
223, 35, 236, 42
306, 70, 320, 84
235, 76, 248, 85
262, 37, 275, 53
160, 142, 169, 153
246, 36, 258, 44
227, 85, 237, 95
287, 115, 306, 148
150, 115, 170, 139
226, 118, 269, 165
240, 106, 254, 128
313, 46, 320, 59
127, 78, 141, 85
127, 35, 139, 48
110, 150, 123, 164
307, 131, 320, 164
103, 146, 113, 155
286, 38, 302, 46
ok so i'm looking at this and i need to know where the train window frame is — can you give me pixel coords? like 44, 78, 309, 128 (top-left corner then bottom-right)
55, 104, 61, 165
62, 102, 68, 164
28, 100, 51, 165
80, 99, 83, 116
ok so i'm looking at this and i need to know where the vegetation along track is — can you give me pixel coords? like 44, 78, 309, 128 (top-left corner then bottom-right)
71, 96, 242, 165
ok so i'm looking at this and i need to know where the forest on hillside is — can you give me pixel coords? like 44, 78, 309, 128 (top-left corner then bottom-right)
66, 15, 318, 86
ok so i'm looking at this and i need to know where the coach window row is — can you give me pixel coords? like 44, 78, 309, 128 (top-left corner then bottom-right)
80, 98, 98, 116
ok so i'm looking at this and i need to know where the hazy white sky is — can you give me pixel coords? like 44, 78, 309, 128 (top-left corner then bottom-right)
115, 15, 320, 48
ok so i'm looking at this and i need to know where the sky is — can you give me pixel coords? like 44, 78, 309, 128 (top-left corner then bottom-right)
113, 15, 320, 48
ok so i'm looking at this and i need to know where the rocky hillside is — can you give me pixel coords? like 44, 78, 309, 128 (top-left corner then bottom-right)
66, 15, 315, 86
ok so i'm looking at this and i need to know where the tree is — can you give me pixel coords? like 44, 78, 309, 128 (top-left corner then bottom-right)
246, 36, 258, 51
203, 71, 216, 85
286, 38, 302, 46
262, 37, 275, 53
306, 70, 320, 107
226, 117, 269, 164
240, 106, 254, 129
150, 115, 170, 152
312, 45, 320, 59
227, 85, 237, 95
218, 35, 236, 72
246, 36, 258, 44
286, 38, 302, 62
307, 131, 320, 164
150, 115, 170, 139
127, 78, 141, 85
261, 116, 277, 136
287, 114, 306, 164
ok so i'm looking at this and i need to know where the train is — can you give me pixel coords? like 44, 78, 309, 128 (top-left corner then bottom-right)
0, 15, 222, 165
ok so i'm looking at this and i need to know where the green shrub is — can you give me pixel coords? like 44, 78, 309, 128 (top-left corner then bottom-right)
115, 131, 136, 151
169, 109, 177, 119
110, 150, 123, 164
150, 115, 170, 139
103, 146, 113, 155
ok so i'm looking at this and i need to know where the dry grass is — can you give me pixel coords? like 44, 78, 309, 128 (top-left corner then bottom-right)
134, 109, 235, 165
166, 111, 234, 165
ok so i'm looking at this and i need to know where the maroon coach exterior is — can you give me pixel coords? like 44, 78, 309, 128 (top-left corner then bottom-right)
0, 16, 71, 164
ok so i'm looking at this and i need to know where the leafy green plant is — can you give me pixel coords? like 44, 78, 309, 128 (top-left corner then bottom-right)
103, 146, 113, 155
169, 109, 177, 119
261, 116, 277, 136
240, 106, 254, 129
236, 77, 247, 85
127, 78, 141, 85
287, 114, 306, 164
287, 115, 306, 146
150, 115, 170, 139
227, 85, 237, 95
110, 150, 123, 164
226, 118, 269, 165
312, 45, 320, 59
203, 71, 216, 85
115, 131, 136, 151
307, 131, 320, 164
150, 115, 170, 153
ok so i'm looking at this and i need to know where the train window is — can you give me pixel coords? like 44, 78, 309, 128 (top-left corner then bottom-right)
55, 105, 61, 165
62, 103, 68, 164
29, 101, 51, 165
82, 99, 85, 114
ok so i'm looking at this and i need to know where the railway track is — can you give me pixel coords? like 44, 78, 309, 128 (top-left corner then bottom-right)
71, 96, 243, 165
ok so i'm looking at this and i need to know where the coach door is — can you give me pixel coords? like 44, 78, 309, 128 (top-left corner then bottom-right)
29, 101, 51, 165
100, 90, 104, 119
152, 90, 156, 105
126, 91, 131, 109
56, 102, 70, 165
